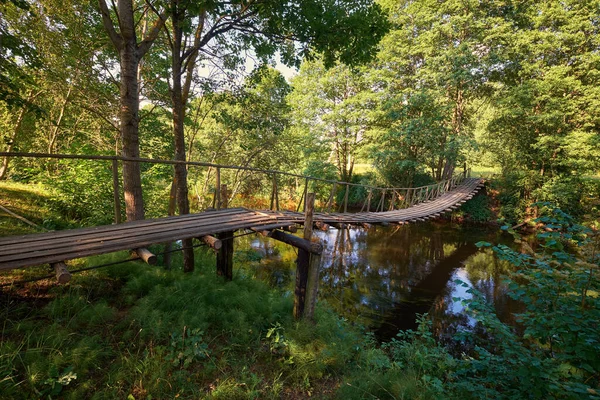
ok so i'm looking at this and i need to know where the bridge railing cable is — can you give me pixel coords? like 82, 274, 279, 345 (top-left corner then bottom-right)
0, 152, 470, 222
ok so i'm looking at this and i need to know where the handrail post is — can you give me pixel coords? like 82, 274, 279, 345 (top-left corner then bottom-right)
326, 182, 337, 213
343, 183, 349, 213
214, 167, 221, 209
111, 159, 121, 224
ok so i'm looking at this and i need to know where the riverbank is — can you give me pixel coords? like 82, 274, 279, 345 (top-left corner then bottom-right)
1, 248, 452, 399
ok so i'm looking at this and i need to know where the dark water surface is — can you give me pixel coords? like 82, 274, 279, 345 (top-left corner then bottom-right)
238, 222, 520, 341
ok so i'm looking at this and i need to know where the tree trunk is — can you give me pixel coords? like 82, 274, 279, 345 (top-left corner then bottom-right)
98, 0, 166, 222
119, 40, 145, 221
48, 86, 72, 154
0, 95, 31, 180
171, 4, 194, 272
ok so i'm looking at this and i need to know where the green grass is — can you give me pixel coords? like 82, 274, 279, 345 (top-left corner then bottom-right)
0, 243, 453, 399
353, 163, 375, 175
469, 165, 500, 178
0, 181, 79, 236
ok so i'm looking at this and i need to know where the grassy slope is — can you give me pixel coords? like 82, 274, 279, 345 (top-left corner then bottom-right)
0, 181, 55, 236
0, 182, 442, 400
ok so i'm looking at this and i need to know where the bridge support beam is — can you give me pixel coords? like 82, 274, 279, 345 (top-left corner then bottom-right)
294, 193, 321, 321
216, 184, 233, 280
216, 231, 234, 280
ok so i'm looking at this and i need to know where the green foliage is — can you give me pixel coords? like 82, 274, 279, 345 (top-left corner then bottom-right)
166, 327, 210, 369
289, 58, 379, 182
464, 204, 600, 398
41, 159, 114, 226
457, 193, 492, 223
338, 315, 452, 400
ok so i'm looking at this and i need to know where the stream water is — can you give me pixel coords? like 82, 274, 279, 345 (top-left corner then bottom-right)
237, 222, 521, 341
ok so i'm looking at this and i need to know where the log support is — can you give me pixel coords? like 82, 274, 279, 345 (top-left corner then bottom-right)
51, 262, 71, 284
254, 228, 322, 254
294, 193, 321, 321
200, 235, 222, 250
135, 248, 157, 265
216, 231, 234, 280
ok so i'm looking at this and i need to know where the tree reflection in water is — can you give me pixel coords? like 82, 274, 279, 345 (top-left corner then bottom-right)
240, 221, 518, 341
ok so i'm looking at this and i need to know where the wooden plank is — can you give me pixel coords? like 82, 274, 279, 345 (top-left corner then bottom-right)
0, 209, 259, 254
0, 215, 283, 269
0, 207, 252, 247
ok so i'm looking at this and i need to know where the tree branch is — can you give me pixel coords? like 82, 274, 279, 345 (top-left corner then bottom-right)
137, 7, 168, 57
98, 0, 122, 50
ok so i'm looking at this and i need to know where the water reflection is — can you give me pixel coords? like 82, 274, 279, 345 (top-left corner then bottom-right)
239, 222, 517, 341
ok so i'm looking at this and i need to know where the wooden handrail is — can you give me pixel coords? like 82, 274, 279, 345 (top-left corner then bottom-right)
0, 152, 469, 193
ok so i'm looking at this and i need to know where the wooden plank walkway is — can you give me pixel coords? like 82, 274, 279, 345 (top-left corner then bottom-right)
265, 177, 484, 225
0, 178, 483, 271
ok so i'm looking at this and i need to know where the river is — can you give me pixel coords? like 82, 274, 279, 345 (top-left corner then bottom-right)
237, 221, 521, 341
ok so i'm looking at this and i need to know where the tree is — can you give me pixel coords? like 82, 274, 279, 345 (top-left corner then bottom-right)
1, 0, 119, 179
0, 0, 40, 108
373, 0, 504, 181
153, 0, 388, 271
187, 67, 294, 204
97, 0, 167, 221
288, 59, 377, 182
480, 0, 600, 215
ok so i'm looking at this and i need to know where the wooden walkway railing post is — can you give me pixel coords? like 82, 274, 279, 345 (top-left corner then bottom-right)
213, 167, 221, 209
343, 184, 349, 213
326, 182, 337, 213
294, 193, 320, 320
111, 159, 121, 224
270, 173, 280, 211
216, 184, 233, 280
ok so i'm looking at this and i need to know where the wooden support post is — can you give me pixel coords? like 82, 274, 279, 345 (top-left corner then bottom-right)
220, 184, 228, 208
216, 184, 233, 280
51, 262, 71, 284
216, 231, 233, 280
367, 188, 372, 212
200, 235, 222, 250
297, 178, 309, 212
389, 191, 396, 211
111, 159, 121, 224
343, 184, 349, 213
294, 193, 321, 320
270, 173, 279, 211
214, 167, 221, 209
135, 248, 157, 265
274, 174, 280, 211
380, 189, 386, 212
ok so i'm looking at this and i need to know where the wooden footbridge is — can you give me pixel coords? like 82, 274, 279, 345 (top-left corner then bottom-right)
0, 152, 484, 318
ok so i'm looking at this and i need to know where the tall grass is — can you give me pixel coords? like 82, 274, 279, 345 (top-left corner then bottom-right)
2, 246, 446, 399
